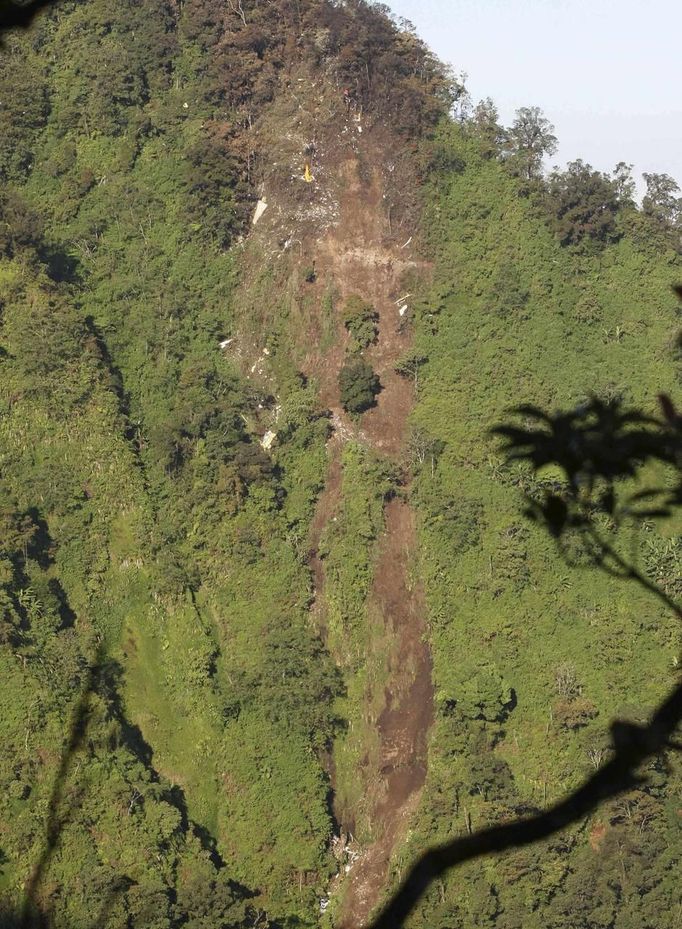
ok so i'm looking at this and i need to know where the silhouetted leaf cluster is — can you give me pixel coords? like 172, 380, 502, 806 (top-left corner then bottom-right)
494, 395, 681, 540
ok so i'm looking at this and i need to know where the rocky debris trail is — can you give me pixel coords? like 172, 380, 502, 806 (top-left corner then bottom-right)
303, 137, 433, 927
336, 498, 432, 929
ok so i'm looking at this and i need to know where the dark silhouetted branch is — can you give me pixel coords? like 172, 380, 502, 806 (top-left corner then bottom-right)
370, 329, 682, 927
370, 679, 682, 929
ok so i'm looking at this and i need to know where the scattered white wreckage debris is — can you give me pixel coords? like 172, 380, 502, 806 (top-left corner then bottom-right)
401, 236, 413, 249
319, 898, 330, 914
219, 338, 234, 349
249, 348, 271, 377
260, 430, 277, 451
394, 293, 412, 306
330, 412, 355, 442
332, 834, 347, 860
252, 199, 268, 226
399, 304, 408, 317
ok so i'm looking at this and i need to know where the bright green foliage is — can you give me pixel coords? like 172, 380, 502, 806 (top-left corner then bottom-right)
317, 444, 396, 842
320, 443, 394, 654
0, 238, 255, 927
395, 122, 682, 929
338, 359, 381, 413
545, 160, 621, 250
0, 0, 354, 923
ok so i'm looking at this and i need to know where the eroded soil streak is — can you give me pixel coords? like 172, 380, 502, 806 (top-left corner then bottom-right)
305, 138, 433, 928
338, 498, 432, 927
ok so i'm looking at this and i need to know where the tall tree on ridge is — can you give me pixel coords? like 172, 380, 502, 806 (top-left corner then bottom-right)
505, 105, 557, 181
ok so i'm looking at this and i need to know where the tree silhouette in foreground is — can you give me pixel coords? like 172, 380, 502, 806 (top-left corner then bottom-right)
369, 378, 681, 927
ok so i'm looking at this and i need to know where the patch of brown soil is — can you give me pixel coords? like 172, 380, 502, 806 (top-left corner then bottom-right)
227, 76, 433, 924
301, 151, 425, 454
336, 498, 432, 929
306, 141, 432, 926
285, 121, 433, 926
308, 451, 343, 642
589, 820, 608, 851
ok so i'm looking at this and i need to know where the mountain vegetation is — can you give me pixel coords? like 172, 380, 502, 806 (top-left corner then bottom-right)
0, 1, 680, 928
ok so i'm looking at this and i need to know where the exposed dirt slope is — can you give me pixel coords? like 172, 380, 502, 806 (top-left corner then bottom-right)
237, 77, 433, 922
300, 134, 433, 927
336, 497, 432, 928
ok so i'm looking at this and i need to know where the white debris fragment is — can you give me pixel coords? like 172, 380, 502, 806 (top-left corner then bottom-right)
252, 199, 268, 226
263, 347, 270, 356
261, 430, 277, 451
401, 236, 413, 249
320, 899, 330, 914
399, 304, 408, 317
219, 338, 233, 349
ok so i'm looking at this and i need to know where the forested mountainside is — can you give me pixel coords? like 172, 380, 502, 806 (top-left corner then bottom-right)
0, 1, 680, 928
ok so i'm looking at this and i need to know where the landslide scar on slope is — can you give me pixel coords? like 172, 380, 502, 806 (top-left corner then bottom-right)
299, 141, 433, 927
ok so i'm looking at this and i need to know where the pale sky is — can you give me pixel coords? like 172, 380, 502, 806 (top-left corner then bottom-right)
387, 0, 682, 193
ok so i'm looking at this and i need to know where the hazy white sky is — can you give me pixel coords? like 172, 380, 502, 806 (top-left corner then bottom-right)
387, 0, 682, 190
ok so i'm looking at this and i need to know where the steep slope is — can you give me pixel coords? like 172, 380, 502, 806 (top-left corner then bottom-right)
1, 2, 681, 928
389, 125, 682, 929
226, 72, 438, 922
0, 1, 451, 925
291, 136, 433, 926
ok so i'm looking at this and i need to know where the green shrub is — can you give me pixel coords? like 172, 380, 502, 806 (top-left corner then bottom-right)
343, 294, 379, 350
338, 359, 380, 413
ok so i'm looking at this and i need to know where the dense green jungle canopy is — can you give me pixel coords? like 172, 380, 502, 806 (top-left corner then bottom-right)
0, 1, 680, 927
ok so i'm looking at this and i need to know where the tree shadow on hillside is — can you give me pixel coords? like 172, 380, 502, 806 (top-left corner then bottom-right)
369, 388, 682, 929
17, 643, 109, 929
0, 0, 55, 39
8, 642, 162, 929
